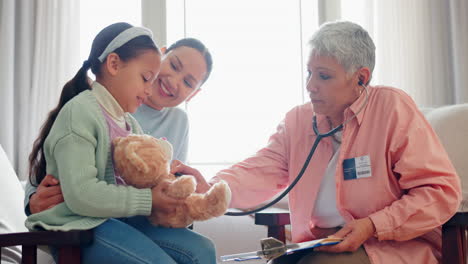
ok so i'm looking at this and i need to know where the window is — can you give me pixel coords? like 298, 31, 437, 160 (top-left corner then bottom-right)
167, 0, 318, 179
79, 0, 142, 63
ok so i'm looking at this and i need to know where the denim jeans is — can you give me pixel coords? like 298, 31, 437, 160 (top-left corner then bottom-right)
78, 216, 216, 264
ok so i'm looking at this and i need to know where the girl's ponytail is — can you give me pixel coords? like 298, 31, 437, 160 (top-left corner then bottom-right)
28, 62, 91, 186
28, 22, 158, 186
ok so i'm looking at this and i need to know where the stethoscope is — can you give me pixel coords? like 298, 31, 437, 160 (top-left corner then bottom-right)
225, 81, 369, 216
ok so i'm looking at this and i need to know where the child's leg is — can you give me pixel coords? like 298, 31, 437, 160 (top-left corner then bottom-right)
123, 216, 217, 264
82, 218, 178, 264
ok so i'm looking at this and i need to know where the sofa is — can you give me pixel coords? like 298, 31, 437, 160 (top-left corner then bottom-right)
1, 103, 467, 264
0, 146, 55, 264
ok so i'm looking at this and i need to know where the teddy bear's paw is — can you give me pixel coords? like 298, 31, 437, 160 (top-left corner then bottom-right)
217, 180, 231, 206
209, 181, 231, 214
166, 175, 196, 198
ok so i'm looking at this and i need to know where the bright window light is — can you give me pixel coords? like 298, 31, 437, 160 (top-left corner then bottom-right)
168, 0, 318, 179
79, 0, 141, 63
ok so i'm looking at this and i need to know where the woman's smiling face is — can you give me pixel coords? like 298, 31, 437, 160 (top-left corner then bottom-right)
145, 46, 208, 110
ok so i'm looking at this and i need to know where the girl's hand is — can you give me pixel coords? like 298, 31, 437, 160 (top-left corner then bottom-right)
315, 217, 376, 253
30, 174, 64, 214
170, 160, 210, 193
151, 180, 186, 213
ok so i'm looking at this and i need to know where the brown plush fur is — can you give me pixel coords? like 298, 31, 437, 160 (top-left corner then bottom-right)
113, 134, 231, 228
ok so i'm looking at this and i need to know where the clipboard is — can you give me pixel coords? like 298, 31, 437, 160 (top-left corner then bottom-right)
220, 237, 342, 262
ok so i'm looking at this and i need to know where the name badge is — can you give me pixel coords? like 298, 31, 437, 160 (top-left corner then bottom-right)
343, 155, 372, 180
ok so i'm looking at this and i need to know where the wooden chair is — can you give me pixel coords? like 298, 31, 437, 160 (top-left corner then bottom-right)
0, 230, 93, 264
442, 212, 468, 264
255, 210, 468, 264
0, 223, 197, 263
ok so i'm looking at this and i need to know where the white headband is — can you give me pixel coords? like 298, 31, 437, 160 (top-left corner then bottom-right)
98, 27, 154, 62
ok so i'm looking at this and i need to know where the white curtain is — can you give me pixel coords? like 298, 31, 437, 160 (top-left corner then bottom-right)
449, 0, 468, 104
325, 0, 468, 107
0, 0, 80, 179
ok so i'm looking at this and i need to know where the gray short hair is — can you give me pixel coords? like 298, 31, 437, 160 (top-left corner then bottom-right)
309, 21, 375, 76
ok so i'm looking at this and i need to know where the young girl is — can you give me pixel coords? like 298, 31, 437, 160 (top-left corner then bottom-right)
26, 22, 216, 264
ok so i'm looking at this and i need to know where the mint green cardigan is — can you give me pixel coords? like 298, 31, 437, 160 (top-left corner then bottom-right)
26, 91, 152, 231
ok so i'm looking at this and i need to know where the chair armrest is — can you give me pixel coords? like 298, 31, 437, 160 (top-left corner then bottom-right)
444, 212, 468, 226
255, 209, 467, 264
255, 208, 291, 226
0, 230, 93, 247
439, 212, 467, 264
255, 208, 290, 243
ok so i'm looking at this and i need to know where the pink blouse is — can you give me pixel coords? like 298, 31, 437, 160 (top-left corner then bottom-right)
211, 86, 461, 264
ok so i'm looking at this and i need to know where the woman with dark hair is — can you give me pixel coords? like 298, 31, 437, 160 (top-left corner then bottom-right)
25, 22, 216, 264
133, 37, 213, 163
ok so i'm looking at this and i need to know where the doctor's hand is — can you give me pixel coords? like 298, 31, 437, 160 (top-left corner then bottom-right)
170, 160, 210, 193
315, 217, 376, 253
29, 174, 64, 214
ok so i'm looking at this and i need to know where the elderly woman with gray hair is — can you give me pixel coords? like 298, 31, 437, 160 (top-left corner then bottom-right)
173, 21, 461, 264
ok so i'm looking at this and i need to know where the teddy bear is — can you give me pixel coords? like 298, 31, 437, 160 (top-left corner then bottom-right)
112, 134, 231, 228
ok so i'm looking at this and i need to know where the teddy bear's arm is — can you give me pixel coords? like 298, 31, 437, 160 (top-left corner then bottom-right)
165, 175, 196, 199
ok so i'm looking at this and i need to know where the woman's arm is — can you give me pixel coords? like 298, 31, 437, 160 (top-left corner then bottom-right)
51, 133, 153, 218
212, 120, 291, 209
26, 175, 63, 215
369, 124, 461, 241
368, 97, 462, 241
27, 173, 184, 217
171, 119, 291, 209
